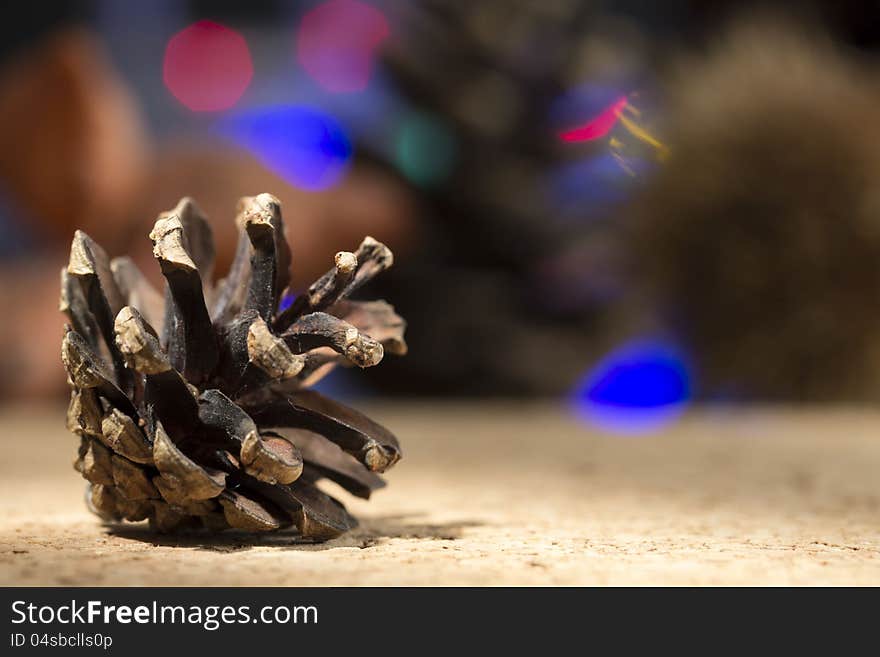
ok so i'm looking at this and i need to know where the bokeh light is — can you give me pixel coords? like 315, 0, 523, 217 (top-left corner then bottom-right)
278, 291, 296, 313
550, 152, 644, 211
395, 112, 457, 187
219, 105, 353, 191
571, 339, 692, 435
551, 84, 625, 132
296, 0, 390, 93
163, 20, 253, 112
559, 95, 628, 143
608, 99, 670, 172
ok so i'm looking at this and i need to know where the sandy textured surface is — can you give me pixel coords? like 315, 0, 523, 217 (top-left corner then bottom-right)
1, 401, 879, 586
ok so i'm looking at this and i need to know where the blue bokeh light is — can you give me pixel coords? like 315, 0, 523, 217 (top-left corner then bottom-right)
550, 153, 642, 211
571, 339, 692, 435
218, 105, 353, 191
278, 291, 297, 313
549, 83, 628, 133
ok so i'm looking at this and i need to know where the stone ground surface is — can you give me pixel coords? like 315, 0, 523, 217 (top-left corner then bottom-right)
1, 402, 879, 586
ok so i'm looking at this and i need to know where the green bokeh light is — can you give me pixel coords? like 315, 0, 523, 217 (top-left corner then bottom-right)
395, 113, 457, 187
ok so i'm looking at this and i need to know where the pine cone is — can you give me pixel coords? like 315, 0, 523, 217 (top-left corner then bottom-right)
60, 194, 407, 540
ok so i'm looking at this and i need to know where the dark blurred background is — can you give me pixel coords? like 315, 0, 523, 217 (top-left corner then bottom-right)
3, 0, 880, 434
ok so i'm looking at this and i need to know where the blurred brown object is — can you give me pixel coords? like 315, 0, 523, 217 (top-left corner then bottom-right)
0, 262, 66, 398
626, 17, 880, 401
0, 28, 147, 400
0, 28, 147, 244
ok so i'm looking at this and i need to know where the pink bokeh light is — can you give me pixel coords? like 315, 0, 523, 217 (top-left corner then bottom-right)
296, 0, 390, 93
559, 96, 628, 143
163, 20, 253, 112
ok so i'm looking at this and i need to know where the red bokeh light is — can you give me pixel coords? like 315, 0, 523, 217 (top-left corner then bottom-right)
559, 96, 629, 143
296, 0, 390, 93
163, 20, 253, 112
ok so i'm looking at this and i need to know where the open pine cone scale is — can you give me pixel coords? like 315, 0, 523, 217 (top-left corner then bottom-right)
60, 193, 406, 541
